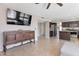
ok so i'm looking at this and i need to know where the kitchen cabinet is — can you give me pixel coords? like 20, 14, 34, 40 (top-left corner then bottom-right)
62, 22, 70, 27
59, 31, 70, 41
62, 21, 79, 27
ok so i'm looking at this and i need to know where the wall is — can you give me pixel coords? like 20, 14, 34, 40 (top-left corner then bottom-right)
0, 6, 39, 51
43, 23, 46, 36
56, 22, 62, 39
45, 22, 50, 39
38, 22, 45, 37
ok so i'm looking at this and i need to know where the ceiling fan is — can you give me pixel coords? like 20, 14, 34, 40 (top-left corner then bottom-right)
35, 3, 63, 9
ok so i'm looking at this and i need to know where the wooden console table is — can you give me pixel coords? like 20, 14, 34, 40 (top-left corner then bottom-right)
3, 30, 35, 54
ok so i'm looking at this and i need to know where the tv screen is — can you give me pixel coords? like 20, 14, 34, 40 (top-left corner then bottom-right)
7, 8, 32, 26
7, 8, 17, 20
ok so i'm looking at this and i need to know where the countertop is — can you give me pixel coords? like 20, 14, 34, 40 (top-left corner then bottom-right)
59, 30, 79, 32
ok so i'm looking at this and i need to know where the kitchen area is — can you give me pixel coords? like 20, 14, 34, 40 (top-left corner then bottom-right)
59, 21, 79, 41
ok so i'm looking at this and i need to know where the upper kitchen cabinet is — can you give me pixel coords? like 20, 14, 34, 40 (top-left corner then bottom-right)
62, 21, 79, 27
62, 22, 70, 27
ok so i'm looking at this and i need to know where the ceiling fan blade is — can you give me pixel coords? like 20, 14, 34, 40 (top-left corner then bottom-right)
35, 3, 39, 4
57, 3, 63, 7
46, 3, 51, 9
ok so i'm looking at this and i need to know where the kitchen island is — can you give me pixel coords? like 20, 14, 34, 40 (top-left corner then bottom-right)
59, 30, 79, 41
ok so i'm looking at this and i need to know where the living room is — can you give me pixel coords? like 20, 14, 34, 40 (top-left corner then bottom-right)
0, 2, 79, 56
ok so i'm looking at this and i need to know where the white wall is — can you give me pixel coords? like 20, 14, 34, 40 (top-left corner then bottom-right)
0, 6, 39, 51
38, 23, 45, 37
56, 22, 62, 39
45, 22, 50, 39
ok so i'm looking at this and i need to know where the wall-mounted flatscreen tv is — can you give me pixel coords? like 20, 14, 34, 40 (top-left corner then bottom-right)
6, 8, 32, 26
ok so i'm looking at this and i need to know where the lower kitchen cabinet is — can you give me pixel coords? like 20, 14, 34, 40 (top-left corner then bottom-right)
59, 31, 70, 41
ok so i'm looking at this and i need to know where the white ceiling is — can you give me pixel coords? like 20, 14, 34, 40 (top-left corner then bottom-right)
1, 3, 79, 22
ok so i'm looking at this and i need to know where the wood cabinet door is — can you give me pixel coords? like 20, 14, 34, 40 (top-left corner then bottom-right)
16, 33, 23, 41
6, 32, 16, 42
23, 31, 35, 40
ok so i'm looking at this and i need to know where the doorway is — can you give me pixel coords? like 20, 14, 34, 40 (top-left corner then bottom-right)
49, 22, 57, 37
38, 22, 46, 38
